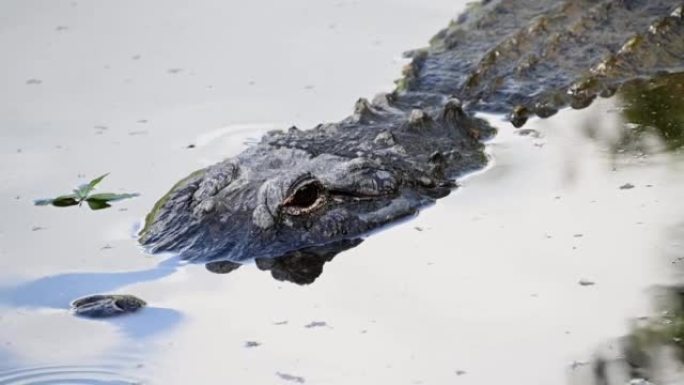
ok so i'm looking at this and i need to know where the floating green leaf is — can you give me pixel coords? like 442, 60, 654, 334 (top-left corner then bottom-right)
34, 194, 80, 207
53, 195, 80, 207
74, 173, 109, 199
34, 174, 138, 211
85, 198, 111, 210
88, 192, 139, 202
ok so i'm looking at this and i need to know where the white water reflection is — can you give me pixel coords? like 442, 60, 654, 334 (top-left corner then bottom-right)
1, 0, 684, 384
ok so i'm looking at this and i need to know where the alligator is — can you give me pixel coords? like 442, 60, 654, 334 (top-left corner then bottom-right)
138, 0, 684, 264
73, 0, 684, 314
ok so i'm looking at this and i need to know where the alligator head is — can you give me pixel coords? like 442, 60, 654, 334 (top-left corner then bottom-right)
139, 98, 494, 263
139, 150, 424, 262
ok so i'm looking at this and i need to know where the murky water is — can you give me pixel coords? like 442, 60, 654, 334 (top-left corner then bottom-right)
1, 1, 684, 384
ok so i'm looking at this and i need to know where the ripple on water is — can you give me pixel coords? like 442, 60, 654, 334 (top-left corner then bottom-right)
0, 364, 144, 385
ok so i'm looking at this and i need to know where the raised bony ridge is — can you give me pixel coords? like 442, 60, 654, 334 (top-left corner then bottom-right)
405, 0, 684, 126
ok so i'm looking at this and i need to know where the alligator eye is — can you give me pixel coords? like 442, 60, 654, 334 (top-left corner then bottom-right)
282, 180, 326, 215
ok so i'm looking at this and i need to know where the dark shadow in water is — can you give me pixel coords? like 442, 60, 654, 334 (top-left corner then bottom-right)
0, 350, 14, 372
0, 258, 182, 340
0, 257, 183, 340
96, 306, 182, 341
0, 257, 180, 309
204, 238, 363, 285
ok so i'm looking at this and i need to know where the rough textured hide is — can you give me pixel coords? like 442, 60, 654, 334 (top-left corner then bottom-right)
139, 0, 684, 263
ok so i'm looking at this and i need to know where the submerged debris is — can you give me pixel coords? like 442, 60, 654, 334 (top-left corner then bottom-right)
71, 294, 146, 318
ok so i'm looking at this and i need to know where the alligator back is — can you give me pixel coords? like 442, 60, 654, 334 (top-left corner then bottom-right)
402, 0, 684, 126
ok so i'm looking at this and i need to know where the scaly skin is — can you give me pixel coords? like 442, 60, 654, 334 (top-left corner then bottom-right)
139, 96, 494, 263
139, 0, 684, 265
408, 0, 684, 125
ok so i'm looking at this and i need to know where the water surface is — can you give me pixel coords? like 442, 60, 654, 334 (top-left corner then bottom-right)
1, 1, 684, 384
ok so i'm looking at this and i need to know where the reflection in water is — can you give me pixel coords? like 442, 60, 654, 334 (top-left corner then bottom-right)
104, 307, 182, 341
204, 260, 241, 275
581, 73, 684, 155
571, 222, 684, 385
577, 286, 684, 385
205, 238, 363, 285
0, 257, 178, 309
619, 74, 684, 152
255, 238, 363, 285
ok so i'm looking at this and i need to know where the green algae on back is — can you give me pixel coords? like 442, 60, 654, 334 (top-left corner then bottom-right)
138, 168, 207, 244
